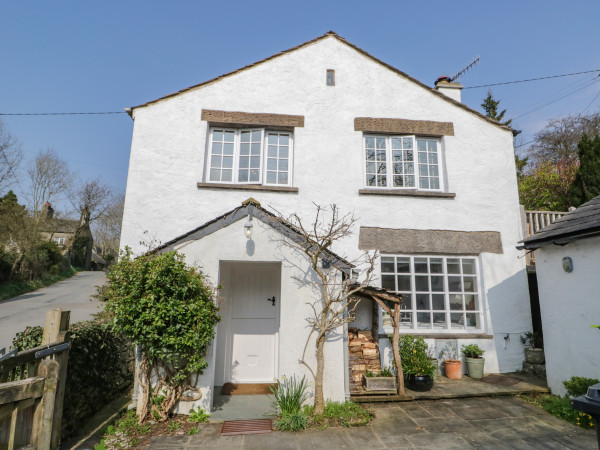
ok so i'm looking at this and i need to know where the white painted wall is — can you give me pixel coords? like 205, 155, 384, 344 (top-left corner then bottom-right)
533, 236, 600, 396
121, 35, 531, 389
171, 218, 346, 413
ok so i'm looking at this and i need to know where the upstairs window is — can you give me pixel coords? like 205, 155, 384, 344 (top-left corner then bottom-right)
208, 128, 292, 186
364, 135, 442, 190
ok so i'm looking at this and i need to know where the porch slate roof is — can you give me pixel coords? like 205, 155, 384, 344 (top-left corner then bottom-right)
150, 199, 354, 270
520, 195, 600, 249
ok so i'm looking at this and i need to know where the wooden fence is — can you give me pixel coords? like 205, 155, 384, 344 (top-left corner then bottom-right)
520, 206, 569, 265
0, 310, 70, 450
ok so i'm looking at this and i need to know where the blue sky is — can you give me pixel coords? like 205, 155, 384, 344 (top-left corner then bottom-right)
2, 1, 599, 208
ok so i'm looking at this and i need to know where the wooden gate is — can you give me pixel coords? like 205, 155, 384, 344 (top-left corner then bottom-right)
0, 309, 70, 450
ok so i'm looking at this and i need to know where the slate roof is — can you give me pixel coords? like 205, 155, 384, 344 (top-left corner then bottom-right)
520, 196, 600, 249
151, 198, 354, 270
125, 31, 512, 133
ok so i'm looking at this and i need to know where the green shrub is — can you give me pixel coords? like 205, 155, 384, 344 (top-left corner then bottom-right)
270, 375, 309, 416
399, 335, 436, 377
101, 249, 220, 421
462, 344, 485, 358
521, 394, 595, 430
564, 377, 600, 397
275, 412, 309, 431
188, 407, 210, 423
10, 317, 133, 440
380, 367, 393, 377
520, 331, 544, 349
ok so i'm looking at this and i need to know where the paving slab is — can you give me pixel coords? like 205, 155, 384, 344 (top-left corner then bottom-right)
145, 396, 597, 449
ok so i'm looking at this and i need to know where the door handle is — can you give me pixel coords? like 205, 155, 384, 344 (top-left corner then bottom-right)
267, 296, 276, 306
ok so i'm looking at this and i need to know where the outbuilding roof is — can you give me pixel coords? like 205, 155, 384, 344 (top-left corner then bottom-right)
519, 196, 600, 249
151, 198, 354, 270
126, 31, 511, 133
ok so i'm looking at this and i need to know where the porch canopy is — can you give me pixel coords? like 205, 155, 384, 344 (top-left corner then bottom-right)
348, 283, 402, 335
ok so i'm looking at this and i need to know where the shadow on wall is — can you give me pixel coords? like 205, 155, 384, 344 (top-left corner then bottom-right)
486, 267, 531, 373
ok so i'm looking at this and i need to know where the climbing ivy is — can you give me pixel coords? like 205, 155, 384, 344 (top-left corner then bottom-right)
100, 249, 220, 422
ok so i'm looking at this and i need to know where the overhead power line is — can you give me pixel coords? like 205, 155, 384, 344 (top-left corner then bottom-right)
0, 111, 126, 116
463, 69, 600, 89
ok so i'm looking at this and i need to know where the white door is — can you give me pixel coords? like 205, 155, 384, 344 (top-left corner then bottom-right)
228, 268, 279, 383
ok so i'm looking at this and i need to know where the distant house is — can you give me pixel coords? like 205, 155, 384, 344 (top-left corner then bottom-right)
520, 196, 600, 395
120, 32, 532, 413
39, 203, 79, 249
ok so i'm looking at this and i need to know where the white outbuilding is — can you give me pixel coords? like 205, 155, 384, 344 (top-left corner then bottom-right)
520, 196, 600, 395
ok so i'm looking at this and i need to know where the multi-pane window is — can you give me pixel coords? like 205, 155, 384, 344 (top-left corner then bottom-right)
266, 132, 290, 185
208, 128, 292, 186
364, 135, 441, 190
381, 255, 481, 331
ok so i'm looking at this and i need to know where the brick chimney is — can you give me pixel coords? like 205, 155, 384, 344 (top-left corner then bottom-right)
434, 76, 463, 103
41, 202, 54, 220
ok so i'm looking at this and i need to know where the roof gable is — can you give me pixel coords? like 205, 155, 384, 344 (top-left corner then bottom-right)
152, 199, 353, 270
126, 32, 510, 132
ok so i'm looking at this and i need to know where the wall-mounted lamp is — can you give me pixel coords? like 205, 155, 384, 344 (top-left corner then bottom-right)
562, 256, 573, 273
244, 213, 253, 239
322, 258, 331, 270
351, 269, 360, 282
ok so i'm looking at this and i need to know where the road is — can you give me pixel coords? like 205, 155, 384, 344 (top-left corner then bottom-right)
0, 271, 106, 352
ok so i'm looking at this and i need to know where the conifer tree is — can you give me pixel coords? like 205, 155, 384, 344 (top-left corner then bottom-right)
481, 89, 512, 127
569, 134, 600, 206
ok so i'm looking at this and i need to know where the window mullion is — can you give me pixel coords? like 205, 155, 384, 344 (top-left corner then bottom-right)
232, 130, 239, 183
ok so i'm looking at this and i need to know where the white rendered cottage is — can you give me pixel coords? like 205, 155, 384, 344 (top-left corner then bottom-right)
120, 32, 532, 413
520, 196, 600, 395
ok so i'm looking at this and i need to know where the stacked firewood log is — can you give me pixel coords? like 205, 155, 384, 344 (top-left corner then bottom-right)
348, 328, 381, 392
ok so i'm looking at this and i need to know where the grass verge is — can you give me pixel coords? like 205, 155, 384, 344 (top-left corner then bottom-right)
274, 401, 374, 432
0, 266, 79, 302
519, 393, 595, 430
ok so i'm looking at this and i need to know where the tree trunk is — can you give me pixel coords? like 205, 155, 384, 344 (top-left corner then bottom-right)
392, 306, 405, 396
314, 334, 326, 415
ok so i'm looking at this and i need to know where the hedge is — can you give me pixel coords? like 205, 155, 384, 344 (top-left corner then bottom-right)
11, 317, 134, 439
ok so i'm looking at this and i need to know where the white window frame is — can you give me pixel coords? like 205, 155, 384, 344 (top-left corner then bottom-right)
380, 255, 484, 333
206, 128, 293, 187
363, 135, 443, 191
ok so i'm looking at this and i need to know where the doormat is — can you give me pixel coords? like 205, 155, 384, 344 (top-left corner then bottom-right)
480, 375, 521, 386
221, 383, 277, 395
220, 419, 273, 436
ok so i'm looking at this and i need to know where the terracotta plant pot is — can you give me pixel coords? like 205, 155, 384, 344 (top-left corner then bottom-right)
444, 359, 463, 379
406, 374, 434, 392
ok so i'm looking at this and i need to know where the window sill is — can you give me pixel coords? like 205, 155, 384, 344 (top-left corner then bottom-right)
197, 182, 299, 193
358, 189, 455, 198
379, 332, 493, 340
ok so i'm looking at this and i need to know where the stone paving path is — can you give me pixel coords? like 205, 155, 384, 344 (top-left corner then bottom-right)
146, 396, 597, 449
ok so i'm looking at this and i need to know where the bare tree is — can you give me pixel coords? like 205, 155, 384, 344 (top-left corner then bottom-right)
27, 148, 72, 214
528, 113, 600, 164
70, 177, 113, 221
0, 118, 23, 194
70, 177, 113, 269
93, 192, 124, 261
277, 204, 378, 414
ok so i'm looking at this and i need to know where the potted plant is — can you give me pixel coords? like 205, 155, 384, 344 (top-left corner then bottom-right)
520, 331, 545, 364
462, 344, 485, 379
399, 335, 436, 392
362, 367, 397, 391
440, 345, 462, 380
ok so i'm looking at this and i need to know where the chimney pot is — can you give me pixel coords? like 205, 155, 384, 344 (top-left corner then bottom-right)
434, 75, 463, 103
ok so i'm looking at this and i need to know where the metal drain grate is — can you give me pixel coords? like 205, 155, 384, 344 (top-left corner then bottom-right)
220, 419, 273, 436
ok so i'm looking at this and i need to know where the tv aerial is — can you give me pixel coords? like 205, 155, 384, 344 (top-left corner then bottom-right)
449, 55, 480, 82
